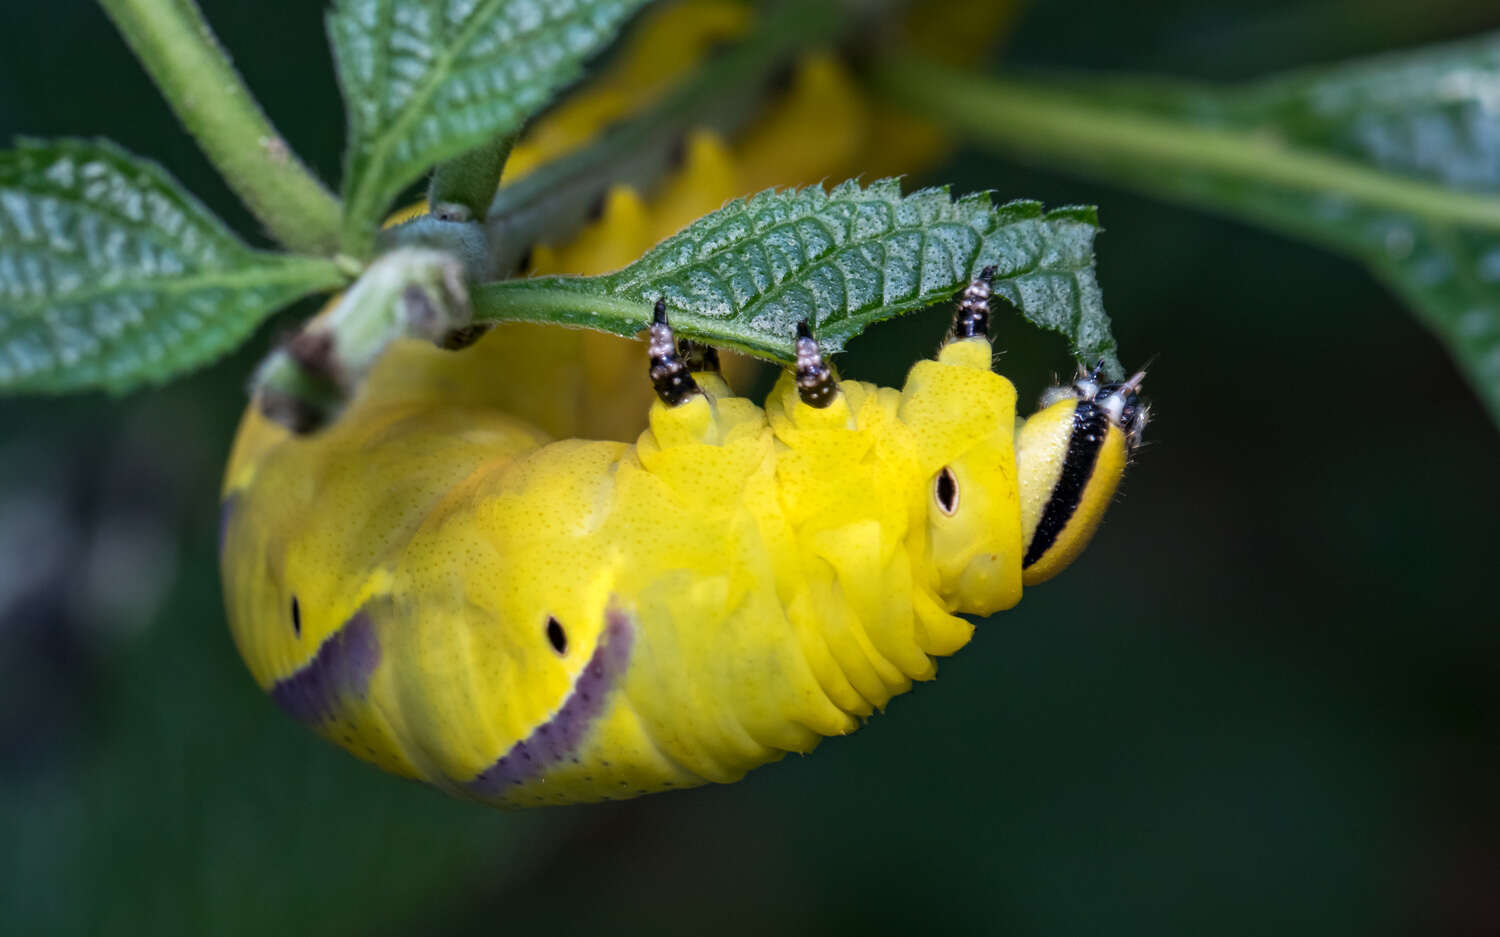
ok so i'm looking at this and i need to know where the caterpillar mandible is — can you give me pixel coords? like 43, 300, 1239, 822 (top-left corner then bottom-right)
218, 0, 1146, 807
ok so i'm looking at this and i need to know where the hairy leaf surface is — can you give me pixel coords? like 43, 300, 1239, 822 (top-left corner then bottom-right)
475, 179, 1119, 371
0, 139, 344, 394
330, 0, 652, 256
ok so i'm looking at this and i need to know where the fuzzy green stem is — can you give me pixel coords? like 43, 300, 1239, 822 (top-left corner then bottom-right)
98, 0, 343, 254
255, 247, 470, 432
872, 56, 1500, 232
429, 133, 517, 223
471, 277, 649, 342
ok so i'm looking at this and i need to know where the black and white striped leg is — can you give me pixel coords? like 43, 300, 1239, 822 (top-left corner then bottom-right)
677, 338, 721, 375
949, 265, 996, 340
649, 299, 702, 406
1071, 358, 1108, 399
795, 320, 837, 408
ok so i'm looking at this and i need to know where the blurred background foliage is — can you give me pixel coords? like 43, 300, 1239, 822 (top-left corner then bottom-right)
2, 0, 1498, 934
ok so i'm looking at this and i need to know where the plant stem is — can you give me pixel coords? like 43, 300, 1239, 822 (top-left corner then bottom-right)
873, 57, 1500, 232
255, 247, 469, 432
98, 0, 343, 254
473, 276, 806, 361
428, 132, 517, 223
471, 277, 649, 337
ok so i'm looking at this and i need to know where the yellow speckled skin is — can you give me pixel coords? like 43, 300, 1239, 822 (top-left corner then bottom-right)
223, 333, 1024, 805
217, 0, 1136, 808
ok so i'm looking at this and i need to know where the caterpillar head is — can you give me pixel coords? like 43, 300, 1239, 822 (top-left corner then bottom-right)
1017, 363, 1149, 585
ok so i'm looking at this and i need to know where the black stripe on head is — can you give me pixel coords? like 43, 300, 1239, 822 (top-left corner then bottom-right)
1022, 401, 1110, 569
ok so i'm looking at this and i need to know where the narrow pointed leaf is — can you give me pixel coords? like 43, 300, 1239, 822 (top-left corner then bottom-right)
0, 139, 346, 394
474, 179, 1119, 371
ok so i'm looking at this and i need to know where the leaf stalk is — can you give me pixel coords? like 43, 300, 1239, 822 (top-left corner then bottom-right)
873, 56, 1500, 232
429, 132, 518, 223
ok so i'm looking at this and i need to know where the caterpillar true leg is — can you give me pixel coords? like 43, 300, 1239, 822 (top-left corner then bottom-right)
676, 336, 732, 398
1037, 359, 1109, 414
676, 338, 720, 376
949, 265, 997, 341
794, 321, 838, 409
648, 299, 703, 406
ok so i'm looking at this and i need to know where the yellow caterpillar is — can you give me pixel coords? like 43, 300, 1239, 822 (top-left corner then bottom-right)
220, 0, 1147, 806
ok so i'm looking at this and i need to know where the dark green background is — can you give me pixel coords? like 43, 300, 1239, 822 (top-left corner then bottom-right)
2, 1, 1496, 934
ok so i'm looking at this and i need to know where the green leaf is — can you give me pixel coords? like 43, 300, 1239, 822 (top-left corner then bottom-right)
0, 139, 346, 395
877, 35, 1500, 425
474, 179, 1119, 371
330, 0, 652, 258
